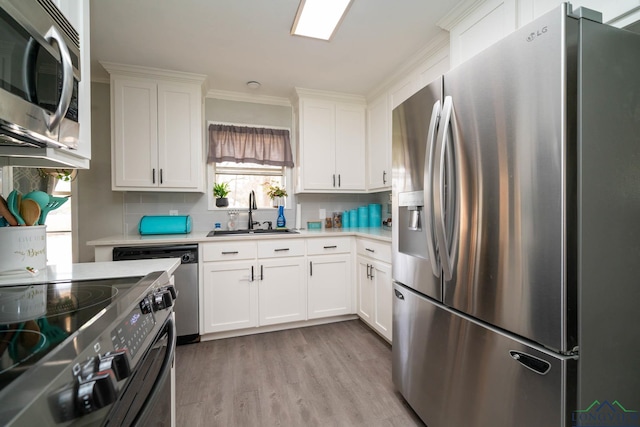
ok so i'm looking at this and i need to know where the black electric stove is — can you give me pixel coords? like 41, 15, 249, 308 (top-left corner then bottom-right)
0, 271, 176, 426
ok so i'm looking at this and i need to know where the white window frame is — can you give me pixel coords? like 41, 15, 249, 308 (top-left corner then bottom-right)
206, 121, 293, 211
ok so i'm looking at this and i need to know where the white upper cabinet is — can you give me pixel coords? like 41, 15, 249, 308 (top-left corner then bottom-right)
294, 89, 366, 193
518, 0, 640, 28
440, 0, 640, 68
103, 63, 206, 192
438, 0, 518, 67
388, 36, 450, 110
366, 93, 391, 191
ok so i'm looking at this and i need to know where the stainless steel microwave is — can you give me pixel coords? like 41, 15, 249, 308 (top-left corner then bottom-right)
0, 0, 81, 150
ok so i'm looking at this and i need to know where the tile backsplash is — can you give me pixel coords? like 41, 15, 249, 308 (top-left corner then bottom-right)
123, 191, 391, 234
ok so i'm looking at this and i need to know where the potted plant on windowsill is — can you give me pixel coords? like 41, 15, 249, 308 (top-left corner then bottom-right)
213, 182, 230, 207
266, 185, 287, 207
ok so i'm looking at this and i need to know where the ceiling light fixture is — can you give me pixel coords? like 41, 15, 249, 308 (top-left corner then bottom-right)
246, 81, 261, 89
291, 0, 353, 41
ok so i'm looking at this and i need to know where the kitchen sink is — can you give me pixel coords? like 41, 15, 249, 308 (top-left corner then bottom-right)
206, 228, 299, 237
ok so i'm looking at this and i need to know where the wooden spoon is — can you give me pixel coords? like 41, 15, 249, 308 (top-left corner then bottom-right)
20, 199, 41, 226
0, 194, 18, 226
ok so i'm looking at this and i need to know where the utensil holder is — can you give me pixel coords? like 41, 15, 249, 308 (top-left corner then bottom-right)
0, 226, 47, 273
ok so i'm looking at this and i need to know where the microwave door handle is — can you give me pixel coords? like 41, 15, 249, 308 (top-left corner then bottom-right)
433, 96, 455, 281
424, 100, 441, 277
43, 26, 74, 131
22, 39, 39, 104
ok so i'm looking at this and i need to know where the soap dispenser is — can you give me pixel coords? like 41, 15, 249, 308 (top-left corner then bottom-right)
276, 205, 286, 228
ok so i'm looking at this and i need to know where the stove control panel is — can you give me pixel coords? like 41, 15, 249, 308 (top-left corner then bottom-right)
111, 307, 155, 359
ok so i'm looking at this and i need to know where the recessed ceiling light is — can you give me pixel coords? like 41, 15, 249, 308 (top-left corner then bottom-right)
291, 0, 353, 41
246, 81, 261, 89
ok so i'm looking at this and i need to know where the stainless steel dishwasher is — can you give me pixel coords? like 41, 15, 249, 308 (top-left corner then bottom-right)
113, 244, 200, 344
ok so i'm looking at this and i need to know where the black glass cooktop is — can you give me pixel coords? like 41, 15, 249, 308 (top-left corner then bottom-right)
0, 277, 142, 393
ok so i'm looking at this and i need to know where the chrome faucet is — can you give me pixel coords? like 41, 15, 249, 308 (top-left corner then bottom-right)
248, 190, 258, 229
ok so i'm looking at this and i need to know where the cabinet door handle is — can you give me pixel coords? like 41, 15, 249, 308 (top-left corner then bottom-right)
370, 265, 374, 280
365, 248, 375, 253
309, 261, 313, 276
160, 168, 163, 184
333, 174, 336, 187
260, 265, 264, 280
274, 248, 290, 252
152, 168, 156, 184
366, 264, 371, 279
338, 174, 341, 187
221, 251, 239, 255
250, 265, 254, 282
323, 245, 337, 249
383, 170, 387, 184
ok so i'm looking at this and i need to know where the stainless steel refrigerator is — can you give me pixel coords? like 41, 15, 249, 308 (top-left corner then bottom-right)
391, 4, 640, 427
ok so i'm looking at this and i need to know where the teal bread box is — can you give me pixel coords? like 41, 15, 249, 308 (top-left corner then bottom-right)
139, 215, 192, 235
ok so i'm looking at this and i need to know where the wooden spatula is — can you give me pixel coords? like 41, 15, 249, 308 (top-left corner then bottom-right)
20, 199, 41, 226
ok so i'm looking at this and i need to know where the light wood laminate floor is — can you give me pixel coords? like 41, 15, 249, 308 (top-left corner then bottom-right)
175, 320, 425, 426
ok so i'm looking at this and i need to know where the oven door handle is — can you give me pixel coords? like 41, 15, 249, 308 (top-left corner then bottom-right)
132, 312, 176, 427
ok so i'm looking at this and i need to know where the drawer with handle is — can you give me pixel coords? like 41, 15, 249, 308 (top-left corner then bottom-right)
356, 238, 391, 263
306, 237, 351, 255
202, 241, 257, 262
257, 239, 305, 258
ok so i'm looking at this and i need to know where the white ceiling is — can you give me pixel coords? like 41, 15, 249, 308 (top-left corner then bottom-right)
90, 0, 463, 100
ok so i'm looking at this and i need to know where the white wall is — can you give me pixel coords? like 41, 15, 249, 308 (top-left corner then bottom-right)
76, 82, 124, 262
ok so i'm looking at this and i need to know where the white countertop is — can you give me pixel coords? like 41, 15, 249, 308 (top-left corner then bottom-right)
0, 259, 181, 286
86, 227, 392, 247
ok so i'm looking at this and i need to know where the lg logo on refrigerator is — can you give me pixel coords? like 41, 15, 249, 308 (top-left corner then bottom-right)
527, 26, 548, 42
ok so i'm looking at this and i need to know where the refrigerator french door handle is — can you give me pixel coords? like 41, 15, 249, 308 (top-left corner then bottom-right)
424, 100, 442, 277
433, 96, 455, 281
509, 351, 551, 375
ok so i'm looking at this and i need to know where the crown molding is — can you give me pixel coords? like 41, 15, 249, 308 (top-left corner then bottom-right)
100, 62, 207, 85
437, 0, 489, 31
366, 31, 450, 101
292, 87, 367, 104
206, 89, 291, 107
92, 76, 110, 85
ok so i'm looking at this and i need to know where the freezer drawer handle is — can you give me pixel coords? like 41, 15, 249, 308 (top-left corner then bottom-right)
394, 289, 404, 300
509, 351, 551, 375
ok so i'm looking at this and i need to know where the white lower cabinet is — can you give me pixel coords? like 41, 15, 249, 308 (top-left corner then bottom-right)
306, 236, 353, 319
307, 253, 353, 319
356, 258, 375, 323
202, 241, 257, 334
202, 260, 257, 333
257, 239, 307, 325
201, 239, 306, 334
356, 239, 393, 341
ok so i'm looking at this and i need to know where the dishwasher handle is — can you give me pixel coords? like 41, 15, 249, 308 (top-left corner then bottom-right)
113, 245, 198, 264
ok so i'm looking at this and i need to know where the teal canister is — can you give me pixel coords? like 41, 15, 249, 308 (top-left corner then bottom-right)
358, 206, 369, 228
343, 211, 350, 228
369, 203, 382, 228
349, 209, 358, 228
